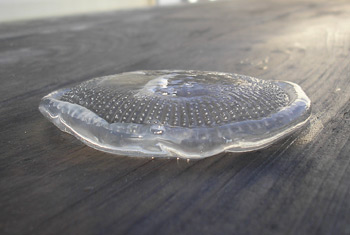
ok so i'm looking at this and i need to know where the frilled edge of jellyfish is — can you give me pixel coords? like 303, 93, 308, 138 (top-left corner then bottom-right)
39, 80, 311, 159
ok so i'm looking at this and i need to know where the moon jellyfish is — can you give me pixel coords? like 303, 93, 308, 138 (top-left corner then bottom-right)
39, 70, 311, 159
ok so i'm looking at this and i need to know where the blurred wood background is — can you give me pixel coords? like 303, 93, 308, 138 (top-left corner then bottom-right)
0, 0, 349, 234
0, 0, 158, 23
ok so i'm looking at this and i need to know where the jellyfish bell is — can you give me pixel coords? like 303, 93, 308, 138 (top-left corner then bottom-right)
39, 70, 311, 159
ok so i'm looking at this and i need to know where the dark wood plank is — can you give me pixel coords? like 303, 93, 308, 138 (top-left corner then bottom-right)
1, 0, 350, 234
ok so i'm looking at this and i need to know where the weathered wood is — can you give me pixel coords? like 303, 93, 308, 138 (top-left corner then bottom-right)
1, 0, 350, 234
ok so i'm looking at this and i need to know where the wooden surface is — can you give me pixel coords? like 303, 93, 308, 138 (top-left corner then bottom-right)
1, 0, 350, 234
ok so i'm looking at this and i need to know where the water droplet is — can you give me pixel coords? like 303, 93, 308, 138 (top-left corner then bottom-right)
150, 125, 165, 135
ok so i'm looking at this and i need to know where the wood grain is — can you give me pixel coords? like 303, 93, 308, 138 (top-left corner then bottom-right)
1, 0, 350, 234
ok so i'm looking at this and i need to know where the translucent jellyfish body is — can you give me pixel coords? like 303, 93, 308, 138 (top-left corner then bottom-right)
39, 70, 311, 159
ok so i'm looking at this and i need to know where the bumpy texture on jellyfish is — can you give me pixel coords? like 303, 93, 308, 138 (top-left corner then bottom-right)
39, 70, 311, 159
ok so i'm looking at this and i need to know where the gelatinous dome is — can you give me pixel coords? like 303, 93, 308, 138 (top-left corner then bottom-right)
39, 70, 311, 159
